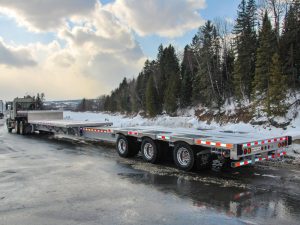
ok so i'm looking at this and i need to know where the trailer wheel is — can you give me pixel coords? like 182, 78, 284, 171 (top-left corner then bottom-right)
15, 121, 20, 134
141, 138, 161, 164
116, 135, 129, 157
116, 134, 139, 158
173, 142, 195, 171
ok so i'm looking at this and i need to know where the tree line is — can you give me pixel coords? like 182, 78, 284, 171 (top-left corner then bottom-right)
101, 0, 299, 117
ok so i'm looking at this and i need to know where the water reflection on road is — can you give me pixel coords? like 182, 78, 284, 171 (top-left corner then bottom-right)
0, 118, 300, 225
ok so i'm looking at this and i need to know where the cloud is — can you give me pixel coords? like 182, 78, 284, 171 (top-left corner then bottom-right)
0, 1, 206, 100
110, 0, 206, 37
0, 40, 37, 67
0, 4, 145, 100
0, 0, 98, 31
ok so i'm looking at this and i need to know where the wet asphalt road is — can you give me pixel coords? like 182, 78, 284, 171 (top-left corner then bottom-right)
0, 119, 300, 225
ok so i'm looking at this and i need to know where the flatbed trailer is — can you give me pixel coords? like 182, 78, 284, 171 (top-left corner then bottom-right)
8, 110, 292, 172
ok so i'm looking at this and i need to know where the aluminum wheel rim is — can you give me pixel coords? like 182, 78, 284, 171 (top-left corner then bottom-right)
177, 147, 191, 166
143, 143, 154, 160
118, 139, 127, 154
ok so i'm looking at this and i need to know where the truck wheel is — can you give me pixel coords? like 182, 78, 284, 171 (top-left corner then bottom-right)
173, 142, 195, 171
141, 138, 161, 164
20, 121, 26, 135
15, 121, 20, 134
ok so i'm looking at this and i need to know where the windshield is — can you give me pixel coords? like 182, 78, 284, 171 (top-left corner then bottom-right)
15, 102, 36, 111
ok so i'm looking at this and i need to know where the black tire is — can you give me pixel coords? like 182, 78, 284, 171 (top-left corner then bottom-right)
116, 134, 139, 158
6, 119, 12, 133
15, 121, 20, 134
173, 142, 195, 171
20, 121, 25, 135
141, 138, 161, 164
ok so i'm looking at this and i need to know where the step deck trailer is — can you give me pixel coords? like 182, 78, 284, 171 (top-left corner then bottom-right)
15, 111, 292, 171
82, 125, 292, 171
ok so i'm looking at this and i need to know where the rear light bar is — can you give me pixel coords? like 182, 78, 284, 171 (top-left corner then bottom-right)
237, 136, 292, 156
231, 152, 287, 168
242, 136, 292, 148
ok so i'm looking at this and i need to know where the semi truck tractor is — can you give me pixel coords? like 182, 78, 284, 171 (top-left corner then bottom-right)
6, 97, 292, 171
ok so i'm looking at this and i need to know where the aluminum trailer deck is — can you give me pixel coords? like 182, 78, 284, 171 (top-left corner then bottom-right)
82, 125, 292, 171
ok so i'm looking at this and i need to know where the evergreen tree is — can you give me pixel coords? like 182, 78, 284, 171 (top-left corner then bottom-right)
280, 0, 300, 90
135, 60, 152, 111
268, 53, 288, 116
253, 12, 276, 98
192, 21, 223, 107
221, 47, 235, 99
77, 98, 93, 112
233, 0, 257, 101
36, 93, 45, 110
161, 45, 181, 113
146, 75, 159, 117
164, 75, 180, 114
180, 45, 195, 108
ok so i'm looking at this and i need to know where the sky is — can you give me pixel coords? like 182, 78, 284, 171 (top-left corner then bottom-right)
0, 0, 240, 101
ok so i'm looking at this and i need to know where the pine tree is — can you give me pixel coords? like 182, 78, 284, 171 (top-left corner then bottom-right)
280, 0, 300, 90
253, 12, 276, 99
221, 47, 235, 99
180, 45, 195, 108
164, 76, 180, 114
268, 53, 288, 116
160, 45, 181, 113
192, 21, 222, 107
146, 75, 159, 117
233, 0, 257, 101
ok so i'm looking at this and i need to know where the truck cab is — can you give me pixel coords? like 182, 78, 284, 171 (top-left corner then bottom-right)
6, 97, 36, 133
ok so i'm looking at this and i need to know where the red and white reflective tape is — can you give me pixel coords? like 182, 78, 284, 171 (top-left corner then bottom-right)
128, 131, 139, 136
157, 135, 171, 140
232, 151, 286, 168
84, 128, 112, 133
194, 139, 233, 149
242, 137, 287, 148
